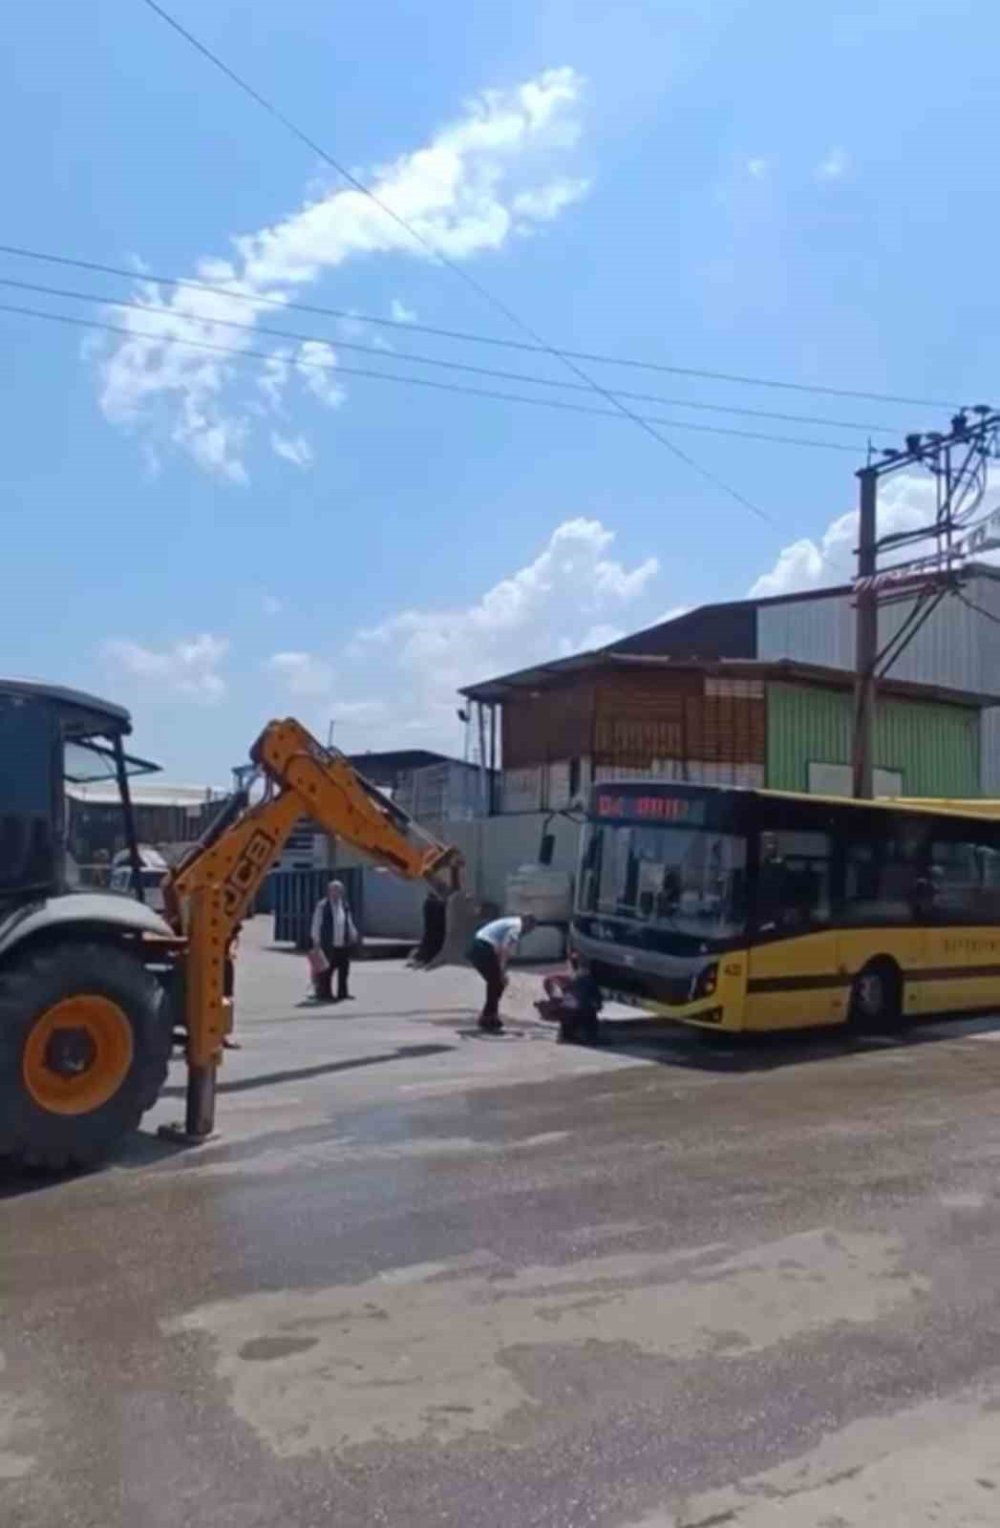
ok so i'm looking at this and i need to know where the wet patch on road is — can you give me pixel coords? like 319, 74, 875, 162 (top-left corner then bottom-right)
630, 1379, 1000, 1527
167, 1228, 928, 1456
181, 1128, 570, 1178
0, 1354, 37, 1482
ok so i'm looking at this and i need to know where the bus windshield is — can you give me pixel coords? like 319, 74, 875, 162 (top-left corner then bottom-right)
579, 821, 747, 941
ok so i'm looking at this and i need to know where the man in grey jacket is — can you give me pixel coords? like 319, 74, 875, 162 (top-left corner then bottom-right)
311, 879, 359, 1002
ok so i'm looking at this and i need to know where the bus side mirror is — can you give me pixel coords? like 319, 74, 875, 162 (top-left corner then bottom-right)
539, 831, 555, 866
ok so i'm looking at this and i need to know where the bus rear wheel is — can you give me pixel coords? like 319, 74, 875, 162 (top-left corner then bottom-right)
848, 959, 903, 1032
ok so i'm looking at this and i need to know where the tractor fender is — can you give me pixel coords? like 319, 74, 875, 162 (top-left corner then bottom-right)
0, 893, 174, 964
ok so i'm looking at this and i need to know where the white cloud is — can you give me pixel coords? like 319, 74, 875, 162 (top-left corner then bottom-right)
511, 177, 589, 222
264, 655, 388, 737
749, 470, 1000, 598
336, 312, 371, 342
271, 431, 314, 468
296, 341, 345, 409
557, 622, 625, 656
257, 350, 292, 412
94, 68, 587, 478
390, 298, 417, 324
327, 699, 388, 725
745, 156, 770, 179
266, 651, 334, 697
345, 517, 659, 749
815, 146, 849, 182
255, 519, 660, 752
102, 633, 229, 704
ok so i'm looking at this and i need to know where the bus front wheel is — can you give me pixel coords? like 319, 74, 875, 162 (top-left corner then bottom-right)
848, 959, 903, 1032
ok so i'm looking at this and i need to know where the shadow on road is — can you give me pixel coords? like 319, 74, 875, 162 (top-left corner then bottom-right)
0, 1164, 90, 1200
161, 1042, 454, 1097
1, 1045, 457, 1195
591, 1010, 1000, 1073
0, 1128, 203, 1196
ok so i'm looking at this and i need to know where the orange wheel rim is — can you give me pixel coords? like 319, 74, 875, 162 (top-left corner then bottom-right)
22, 996, 133, 1116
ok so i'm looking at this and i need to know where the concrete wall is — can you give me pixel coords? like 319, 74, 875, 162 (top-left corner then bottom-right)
357, 869, 427, 939
336, 811, 582, 938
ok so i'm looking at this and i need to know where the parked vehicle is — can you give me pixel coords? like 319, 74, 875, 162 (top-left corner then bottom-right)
109, 846, 169, 914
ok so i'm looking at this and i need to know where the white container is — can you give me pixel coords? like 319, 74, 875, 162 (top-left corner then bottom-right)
516, 923, 566, 963
505, 865, 573, 924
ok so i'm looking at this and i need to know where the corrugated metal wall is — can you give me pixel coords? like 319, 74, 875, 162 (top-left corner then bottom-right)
757, 569, 1000, 692
982, 709, 1000, 794
767, 683, 980, 797
758, 593, 856, 669
757, 569, 1000, 792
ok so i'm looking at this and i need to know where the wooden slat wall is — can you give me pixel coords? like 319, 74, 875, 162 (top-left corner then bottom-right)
501, 677, 597, 770
501, 669, 766, 771
685, 691, 766, 766
593, 673, 686, 768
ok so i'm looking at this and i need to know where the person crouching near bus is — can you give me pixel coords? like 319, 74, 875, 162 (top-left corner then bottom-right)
536, 951, 604, 1046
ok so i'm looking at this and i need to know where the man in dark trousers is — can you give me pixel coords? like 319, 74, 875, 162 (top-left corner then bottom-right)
467, 913, 537, 1033
310, 879, 359, 1003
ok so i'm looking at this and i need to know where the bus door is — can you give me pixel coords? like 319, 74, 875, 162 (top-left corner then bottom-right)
837, 817, 927, 1021
746, 827, 843, 1030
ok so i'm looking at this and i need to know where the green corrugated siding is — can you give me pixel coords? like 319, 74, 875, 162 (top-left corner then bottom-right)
766, 682, 980, 797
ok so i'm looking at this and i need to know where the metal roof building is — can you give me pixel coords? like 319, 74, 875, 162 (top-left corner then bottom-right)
462, 566, 1000, 808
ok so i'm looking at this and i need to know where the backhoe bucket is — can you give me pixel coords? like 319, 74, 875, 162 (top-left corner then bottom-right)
419, 890, 478, 969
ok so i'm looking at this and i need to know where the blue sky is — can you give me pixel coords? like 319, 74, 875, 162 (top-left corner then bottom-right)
3, 0, 998, 782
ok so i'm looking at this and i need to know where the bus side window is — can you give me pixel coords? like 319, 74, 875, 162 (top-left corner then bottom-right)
929, 835, 1000, 923
844, 823, 924, 924
757, 831, 832, 930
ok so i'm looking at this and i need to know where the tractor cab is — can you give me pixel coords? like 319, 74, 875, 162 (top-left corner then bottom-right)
0, 679, 158, 908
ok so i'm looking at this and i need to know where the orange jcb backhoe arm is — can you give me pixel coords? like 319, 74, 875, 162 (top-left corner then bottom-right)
161, 717, 462, 1141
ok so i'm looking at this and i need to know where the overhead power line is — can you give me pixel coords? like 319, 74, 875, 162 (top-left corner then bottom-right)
0, 242, 959, 414
138, 0, 772, 522
0, 271, 897, 441
0, 298, 861, 453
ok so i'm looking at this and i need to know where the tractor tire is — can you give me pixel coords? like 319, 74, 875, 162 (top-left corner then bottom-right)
0, 942, 171, 1170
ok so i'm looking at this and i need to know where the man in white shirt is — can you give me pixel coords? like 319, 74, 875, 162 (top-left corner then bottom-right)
467, 914, 537, 1033
311, 879, 359, 1003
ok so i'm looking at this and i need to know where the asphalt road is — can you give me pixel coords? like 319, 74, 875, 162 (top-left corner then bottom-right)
6, 919, 1000, 1526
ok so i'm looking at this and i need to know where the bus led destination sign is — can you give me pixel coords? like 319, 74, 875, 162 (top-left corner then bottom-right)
596, 792, 707, 824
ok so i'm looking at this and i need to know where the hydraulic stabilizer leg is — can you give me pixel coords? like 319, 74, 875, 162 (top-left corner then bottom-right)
159, 883, 229, 1145
184, 1062, 218, 1138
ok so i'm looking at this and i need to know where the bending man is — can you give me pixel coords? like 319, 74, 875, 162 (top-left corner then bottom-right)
467, 913, 537, 1034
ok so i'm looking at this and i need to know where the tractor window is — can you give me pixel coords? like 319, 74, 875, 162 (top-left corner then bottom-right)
64, 739, 120, 784
0, 700, 58, 893
64, 738, 160, 785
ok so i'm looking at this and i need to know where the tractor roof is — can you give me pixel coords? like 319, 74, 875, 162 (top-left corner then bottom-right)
0, 679, 132, 737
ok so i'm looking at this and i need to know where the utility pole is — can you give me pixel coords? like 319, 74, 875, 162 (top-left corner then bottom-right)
850, 407, 1000, 800
852, 467, 878, 798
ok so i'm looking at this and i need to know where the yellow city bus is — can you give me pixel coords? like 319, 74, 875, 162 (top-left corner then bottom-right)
572, 781, 1000, 1032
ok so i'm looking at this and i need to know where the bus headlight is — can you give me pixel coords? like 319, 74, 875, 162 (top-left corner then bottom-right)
690, 962, 719, 1001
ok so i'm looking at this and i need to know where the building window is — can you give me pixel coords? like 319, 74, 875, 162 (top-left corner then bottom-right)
807, 761, 904, 798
